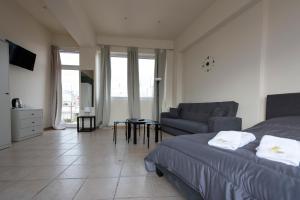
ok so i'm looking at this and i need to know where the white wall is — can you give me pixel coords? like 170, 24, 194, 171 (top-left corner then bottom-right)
0, 0, 52, 128
264, 0, 300, 95
178, 0, 300, 128
109, 98, 153, 125
175, 0, 254, 51
182, 2, 263, 128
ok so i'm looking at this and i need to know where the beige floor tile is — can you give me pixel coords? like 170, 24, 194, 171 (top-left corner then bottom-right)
0, 180, 49, 200
115, 176, 181, 198
0, 166, 35, 181
59, 165, 89, 179
121, 161, 152, 177
74, 178, 118, 200
23, 166, 69, 180
59, 163, 122, 179
51, 155, 79, 165
0, 128, 182, 200
115, 198, 184, 200
115, 176, 156, 198
0, 181, 14, 192
34, 179, 85, 200
72, 155, 124, 166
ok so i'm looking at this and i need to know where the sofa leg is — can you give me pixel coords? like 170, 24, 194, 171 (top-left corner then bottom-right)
156, 167, 164, 177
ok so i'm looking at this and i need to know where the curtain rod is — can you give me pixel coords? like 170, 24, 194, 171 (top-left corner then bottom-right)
97, 44, 174, 51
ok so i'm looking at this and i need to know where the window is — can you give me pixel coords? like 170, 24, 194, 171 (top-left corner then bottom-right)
139, 58, 155, 98
111, 56, 128, 98
110, 55, 155, 98
60, 52, 80, 66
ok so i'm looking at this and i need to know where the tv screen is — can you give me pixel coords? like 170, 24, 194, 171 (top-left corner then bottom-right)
7, 40, 36, 71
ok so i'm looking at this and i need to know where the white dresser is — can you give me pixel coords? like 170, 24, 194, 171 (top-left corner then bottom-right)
11, 108, 43, 142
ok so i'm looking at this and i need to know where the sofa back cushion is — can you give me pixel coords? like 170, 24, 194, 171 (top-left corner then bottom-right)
178, 101, 238, 122
181, 111, 210, 123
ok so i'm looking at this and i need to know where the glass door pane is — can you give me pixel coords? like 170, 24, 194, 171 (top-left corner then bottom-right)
62, 69, 80, 126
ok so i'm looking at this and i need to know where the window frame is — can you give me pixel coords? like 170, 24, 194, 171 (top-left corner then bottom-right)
59, 50, 80, 69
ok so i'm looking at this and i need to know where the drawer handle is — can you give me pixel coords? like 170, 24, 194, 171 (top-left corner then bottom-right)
32, 122, 35, 124
32, 130, 35, 132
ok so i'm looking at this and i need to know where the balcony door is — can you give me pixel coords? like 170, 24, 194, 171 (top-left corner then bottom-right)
60, 51, 80, 127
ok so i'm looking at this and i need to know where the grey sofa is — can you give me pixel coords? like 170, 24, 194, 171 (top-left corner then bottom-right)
160, 101, 242, 136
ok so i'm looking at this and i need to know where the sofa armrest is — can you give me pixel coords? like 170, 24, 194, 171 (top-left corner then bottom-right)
208, 117, 242, 132
161, 112, 171, 118
161, 112, 179, 119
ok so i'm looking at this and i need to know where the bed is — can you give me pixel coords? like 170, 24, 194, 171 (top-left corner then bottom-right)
145, 93, 300, 200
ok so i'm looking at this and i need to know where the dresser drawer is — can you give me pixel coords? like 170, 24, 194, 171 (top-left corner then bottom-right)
17, 118, 42, 129
15, 110, 43, 119
12, 126, 43, 141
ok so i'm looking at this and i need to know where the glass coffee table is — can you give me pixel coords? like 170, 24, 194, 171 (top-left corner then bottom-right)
126, 119, 161, 146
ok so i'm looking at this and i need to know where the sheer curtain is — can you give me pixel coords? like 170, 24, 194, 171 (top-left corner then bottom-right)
50, 46, 65, 130
153, 49, 167, 121
95, 45, 111, 127
127, 47, 141, 119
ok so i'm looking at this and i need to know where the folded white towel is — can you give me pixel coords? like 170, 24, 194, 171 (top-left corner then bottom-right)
256, 135, 300, 166
208, 131, 256, 150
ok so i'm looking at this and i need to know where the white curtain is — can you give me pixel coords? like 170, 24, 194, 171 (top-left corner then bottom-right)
96, 45, 111, 127
50, 46, 65, 130
153, 49, 167, 121
127, 47, 141, 119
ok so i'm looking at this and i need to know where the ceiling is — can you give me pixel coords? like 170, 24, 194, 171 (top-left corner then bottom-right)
16, 0, 67, 34
16, 0, 214, 40
79, 0, 213, 40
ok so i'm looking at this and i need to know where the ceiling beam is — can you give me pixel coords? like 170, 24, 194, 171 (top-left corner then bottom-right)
43, 0, 96, 47
97, 35, 174, 50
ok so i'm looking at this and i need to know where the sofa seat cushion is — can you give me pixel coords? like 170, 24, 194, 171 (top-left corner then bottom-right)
161, 118, 208, 133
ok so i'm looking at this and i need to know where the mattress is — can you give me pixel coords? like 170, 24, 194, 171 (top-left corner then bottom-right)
145, 116, 300, 200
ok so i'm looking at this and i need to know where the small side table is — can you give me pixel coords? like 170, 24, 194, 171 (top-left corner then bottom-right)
113, 120, 128, 145
77, 115, 96, 132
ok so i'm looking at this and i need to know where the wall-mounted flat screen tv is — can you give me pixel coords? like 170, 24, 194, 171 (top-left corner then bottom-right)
7, 40, 36, 71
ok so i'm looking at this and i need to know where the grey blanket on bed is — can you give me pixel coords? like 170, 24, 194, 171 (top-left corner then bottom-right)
145, 116, 300, 200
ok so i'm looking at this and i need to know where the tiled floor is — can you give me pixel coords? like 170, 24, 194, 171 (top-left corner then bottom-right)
0, 128, 185, 200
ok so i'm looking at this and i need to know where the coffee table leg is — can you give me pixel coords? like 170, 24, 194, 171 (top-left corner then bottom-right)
77, 117, 79, 132
82, 118, 84, 130
143, 124, 145, 144
133, 124, 137, 144
113, 122, 115, 144
139, 124, 140, 136
125, 123, 128, 141
128, 123, 131, 143
115, 123, 117, 145
155, 124, 159, 143
147, 124, 150, 149
90, 117, 92, 132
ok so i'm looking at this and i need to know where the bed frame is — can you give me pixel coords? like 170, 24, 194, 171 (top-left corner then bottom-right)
156, 164, 204, 200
